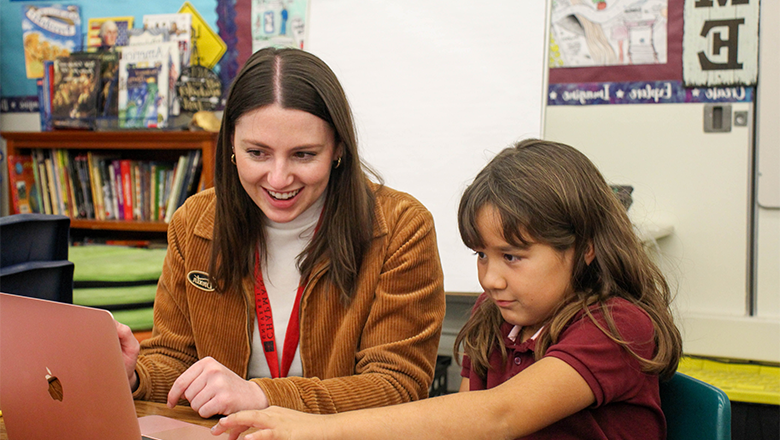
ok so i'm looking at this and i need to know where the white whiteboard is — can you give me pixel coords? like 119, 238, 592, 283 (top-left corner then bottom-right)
307, 0, 549, 292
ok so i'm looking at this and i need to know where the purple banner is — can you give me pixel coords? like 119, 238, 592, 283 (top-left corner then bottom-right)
548, 81, 754, 106
0, 96, 40, 113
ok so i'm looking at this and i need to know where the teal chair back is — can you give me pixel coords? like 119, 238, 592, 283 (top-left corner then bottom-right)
660, 372, 731, 440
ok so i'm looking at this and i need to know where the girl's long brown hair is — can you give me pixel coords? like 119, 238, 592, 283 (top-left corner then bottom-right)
454, 139, 682, 380
209, 47, 378, 302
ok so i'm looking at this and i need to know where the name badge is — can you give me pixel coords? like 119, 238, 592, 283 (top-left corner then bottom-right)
187, 271, 215, 292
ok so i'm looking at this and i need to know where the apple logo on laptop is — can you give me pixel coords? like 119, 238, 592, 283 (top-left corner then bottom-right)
45, 367, 64, 401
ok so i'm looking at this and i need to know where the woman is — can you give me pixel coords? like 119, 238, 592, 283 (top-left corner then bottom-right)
116, 47, 446, 418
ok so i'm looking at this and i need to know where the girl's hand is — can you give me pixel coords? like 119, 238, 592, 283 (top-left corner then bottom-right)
114, 320, 140, 389
211, 407, 328, 440
167, 357, 270, 417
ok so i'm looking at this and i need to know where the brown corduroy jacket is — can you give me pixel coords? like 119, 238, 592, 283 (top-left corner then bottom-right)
133, 185, 446, 414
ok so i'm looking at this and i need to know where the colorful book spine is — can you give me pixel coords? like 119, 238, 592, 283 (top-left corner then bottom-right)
149, 163, 158, 222
33, 149, 52, 215
29, 150, 44, 213
60, 150, 79, 218
87, 152, 104, 220
133, 161, 143, 220
99, 158, 116, 220
120, 159, 134, 220
164, 154, 188, 223
75, 154, 94, 219
109, 160, 123, 220
44, 152, 63, 215
7, 155, 38, 214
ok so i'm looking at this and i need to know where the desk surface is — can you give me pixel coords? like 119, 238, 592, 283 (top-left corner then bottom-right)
0, 401, 216, 440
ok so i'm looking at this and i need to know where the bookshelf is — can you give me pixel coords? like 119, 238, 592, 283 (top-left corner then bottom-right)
2, 130, 218, 239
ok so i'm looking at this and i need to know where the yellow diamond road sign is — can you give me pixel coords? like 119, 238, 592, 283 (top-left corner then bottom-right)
179, 1, 227, 69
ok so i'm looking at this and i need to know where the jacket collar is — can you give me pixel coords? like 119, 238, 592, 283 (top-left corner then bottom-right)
193, 189, 217, 240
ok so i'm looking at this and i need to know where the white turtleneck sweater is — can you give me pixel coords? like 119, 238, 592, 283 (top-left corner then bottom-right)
247, 194, 325, 379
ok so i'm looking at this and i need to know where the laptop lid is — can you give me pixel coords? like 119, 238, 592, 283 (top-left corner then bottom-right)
0, 292, 143, 440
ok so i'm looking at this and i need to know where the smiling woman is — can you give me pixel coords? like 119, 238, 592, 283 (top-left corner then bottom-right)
232, 104, 339, 224
113, 47, 446, 418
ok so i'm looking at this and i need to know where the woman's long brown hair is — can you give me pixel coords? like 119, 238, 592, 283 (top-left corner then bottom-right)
454, 139, 682, 380
209, 47, 378, 303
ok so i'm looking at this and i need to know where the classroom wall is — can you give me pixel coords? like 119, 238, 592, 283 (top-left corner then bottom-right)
544, 0, 780, 361
545, 102, 779, 363
754, 0, 780, 331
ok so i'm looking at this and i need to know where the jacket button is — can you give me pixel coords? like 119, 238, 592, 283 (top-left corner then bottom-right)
513, 356, 522, 365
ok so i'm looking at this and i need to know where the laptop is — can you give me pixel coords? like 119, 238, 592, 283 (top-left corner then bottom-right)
0, 292, 243, 440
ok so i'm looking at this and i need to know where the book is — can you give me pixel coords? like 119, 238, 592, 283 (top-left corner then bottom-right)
54, 149, 73, 217
7, 155, 39, 214
86, 16, 133, 51
36, 78, 46, 131
165, 154, 189, 223
97, 156, 118, 220
128, 28, 170, 46
21, 4, 81, 79
155, 163, 173, 221
86, 152, 104, 220
44, 152, 62, 215
59, 149, 79, 218
177, 149, 202, 207
142, 13, 192, 68
74, 154, 95, 219
118, 43, 175, 128
38, 60, 55, 131
143, 13, 190, 115
120, 159, 134, 221
109, 160, 123, 220
29, 150, 45, 213
32, 149, 52, 215
51, 54, 101, 129
95, 51, 120, 120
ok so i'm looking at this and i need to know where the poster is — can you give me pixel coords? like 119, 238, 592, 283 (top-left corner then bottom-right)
251, 0, 309, 51
682, 0, 759, 86
550, 0, 668, 68
21, 4, 82, 79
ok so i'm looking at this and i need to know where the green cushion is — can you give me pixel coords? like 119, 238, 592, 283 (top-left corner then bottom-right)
69, 245, 167, 282
110, 307, 154, 331
73, 284, 157, 307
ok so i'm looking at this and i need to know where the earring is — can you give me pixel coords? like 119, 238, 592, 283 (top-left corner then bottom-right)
334, 157, 342, 169
231, 154, 236, 165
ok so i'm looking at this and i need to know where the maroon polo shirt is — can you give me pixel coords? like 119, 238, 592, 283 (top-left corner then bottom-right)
462, 297, 666, 440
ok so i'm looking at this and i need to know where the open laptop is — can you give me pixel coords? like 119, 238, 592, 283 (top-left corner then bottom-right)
0, 292, 243, 440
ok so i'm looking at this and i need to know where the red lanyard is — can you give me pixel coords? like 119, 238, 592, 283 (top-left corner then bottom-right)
254, 250, 307, 378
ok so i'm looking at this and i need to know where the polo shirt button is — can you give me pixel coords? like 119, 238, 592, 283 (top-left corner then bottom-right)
513, 356, 522, 365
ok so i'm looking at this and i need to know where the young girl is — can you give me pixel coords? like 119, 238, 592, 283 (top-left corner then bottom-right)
212, 139, 683, 440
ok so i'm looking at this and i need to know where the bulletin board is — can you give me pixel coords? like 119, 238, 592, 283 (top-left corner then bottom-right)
0, 0, 221, 103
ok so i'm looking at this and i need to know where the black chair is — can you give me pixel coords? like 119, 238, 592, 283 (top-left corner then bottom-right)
0, 214, 73, 303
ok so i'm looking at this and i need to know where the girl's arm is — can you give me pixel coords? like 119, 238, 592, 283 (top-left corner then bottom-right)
458, 377, 469, 392
213, 357, 596, 440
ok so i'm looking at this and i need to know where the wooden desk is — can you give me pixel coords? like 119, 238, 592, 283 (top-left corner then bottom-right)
0, 401, 217, 440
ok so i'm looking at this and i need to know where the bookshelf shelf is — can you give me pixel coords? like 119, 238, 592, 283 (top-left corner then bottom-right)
70, 219, 170, 233
2, 130, 218, 239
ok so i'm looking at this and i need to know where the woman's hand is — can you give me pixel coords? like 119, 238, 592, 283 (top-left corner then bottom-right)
211, 407, 329, 440
168, 357, 270, 417
114, 320, 140, 390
